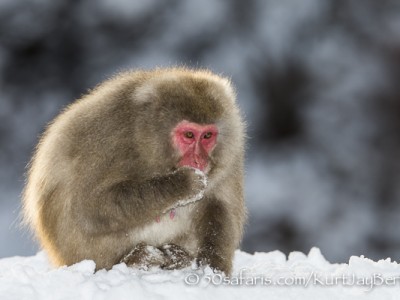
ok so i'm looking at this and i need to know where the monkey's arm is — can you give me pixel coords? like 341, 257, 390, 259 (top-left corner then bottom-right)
195, 198, 239, 275
91, 167, 205, 231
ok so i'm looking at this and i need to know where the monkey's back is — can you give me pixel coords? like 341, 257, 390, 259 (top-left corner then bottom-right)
23, 73, 146, 265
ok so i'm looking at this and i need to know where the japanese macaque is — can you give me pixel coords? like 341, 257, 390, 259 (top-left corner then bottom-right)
23, 67, 246, 275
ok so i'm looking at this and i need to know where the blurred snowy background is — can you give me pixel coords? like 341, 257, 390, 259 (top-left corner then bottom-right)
1, 0, 400, 263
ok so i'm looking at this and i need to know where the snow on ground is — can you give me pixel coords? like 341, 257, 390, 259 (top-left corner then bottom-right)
0, 248, 399, 300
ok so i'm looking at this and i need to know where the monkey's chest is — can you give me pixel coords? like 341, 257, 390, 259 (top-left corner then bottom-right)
129, 205, 196, 249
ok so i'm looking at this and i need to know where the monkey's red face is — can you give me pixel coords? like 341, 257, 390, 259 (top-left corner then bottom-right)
172, 120, 218, 172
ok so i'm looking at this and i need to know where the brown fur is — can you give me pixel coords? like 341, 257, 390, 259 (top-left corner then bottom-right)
23, 67, 246, 275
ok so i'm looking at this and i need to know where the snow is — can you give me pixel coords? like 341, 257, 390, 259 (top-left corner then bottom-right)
1, 248, 399, 299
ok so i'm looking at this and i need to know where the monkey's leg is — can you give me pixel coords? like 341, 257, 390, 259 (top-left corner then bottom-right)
120, 243, 166, 270
195, 200, 236, 275
159, 244, 193, 270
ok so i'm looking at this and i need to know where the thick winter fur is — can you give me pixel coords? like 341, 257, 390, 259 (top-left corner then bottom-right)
23, 67, 246, 275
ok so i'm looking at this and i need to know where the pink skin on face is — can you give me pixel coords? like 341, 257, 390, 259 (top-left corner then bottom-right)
172, 120, 218, 172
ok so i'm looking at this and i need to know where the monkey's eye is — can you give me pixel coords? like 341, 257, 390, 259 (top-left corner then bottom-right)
203, 132, 213, 139
185, 131, 194, 138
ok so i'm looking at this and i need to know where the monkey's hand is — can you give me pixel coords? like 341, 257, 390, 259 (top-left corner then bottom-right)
163, 167, 207, 212
121, 243, 193, 271
176, 167, 207, 205
159, 244, 193, 270
120, 243, 166, 271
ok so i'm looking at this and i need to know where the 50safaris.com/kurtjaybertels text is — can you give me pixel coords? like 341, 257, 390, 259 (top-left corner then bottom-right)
184, 269, 400, 291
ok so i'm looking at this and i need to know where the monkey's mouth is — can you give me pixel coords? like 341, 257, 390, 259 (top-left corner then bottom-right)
179, 162, 208, 172
178, 154, 208, 172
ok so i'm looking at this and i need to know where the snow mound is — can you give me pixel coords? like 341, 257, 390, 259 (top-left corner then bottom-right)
1, 248, 400, 299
